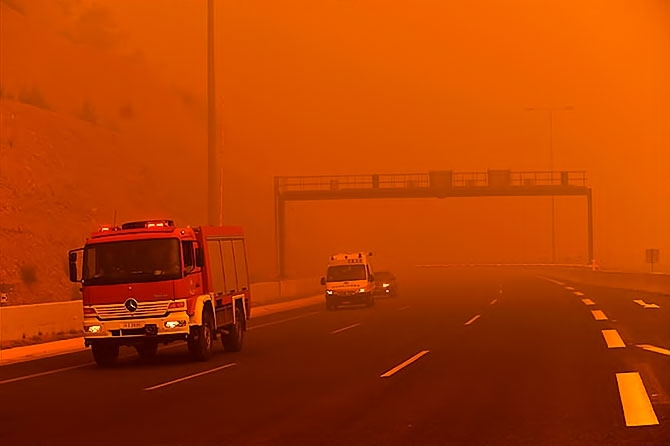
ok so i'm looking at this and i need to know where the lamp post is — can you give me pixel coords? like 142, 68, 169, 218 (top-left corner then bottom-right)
207, 0, 221, 225
525, 105, 574, 263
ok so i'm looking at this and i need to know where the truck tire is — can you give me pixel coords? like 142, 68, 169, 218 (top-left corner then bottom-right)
188, 310, 214, 361
222, 305, 244, 352
91, 343, 119, 367
135, 342, 158, 362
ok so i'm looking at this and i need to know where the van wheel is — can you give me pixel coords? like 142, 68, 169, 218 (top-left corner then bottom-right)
189, 310, 214, 361
91, 343, 119, 367
222, 305, 244, 352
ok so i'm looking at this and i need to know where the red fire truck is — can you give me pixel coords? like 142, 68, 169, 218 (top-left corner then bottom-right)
68, 219, 251, 367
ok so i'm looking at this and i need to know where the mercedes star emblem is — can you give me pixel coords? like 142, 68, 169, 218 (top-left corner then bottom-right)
124, 298, 138, 312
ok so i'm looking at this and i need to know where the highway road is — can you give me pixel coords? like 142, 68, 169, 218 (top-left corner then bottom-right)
1, 267, 668, 445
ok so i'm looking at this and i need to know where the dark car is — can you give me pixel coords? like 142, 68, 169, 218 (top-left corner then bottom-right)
374, 271, 398, 297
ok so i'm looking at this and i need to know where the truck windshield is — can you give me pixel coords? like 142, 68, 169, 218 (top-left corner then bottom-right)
83, 238, 181, 286
327, 265, 367, 282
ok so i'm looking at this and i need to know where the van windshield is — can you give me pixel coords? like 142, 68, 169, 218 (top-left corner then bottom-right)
327, 265, 367, 282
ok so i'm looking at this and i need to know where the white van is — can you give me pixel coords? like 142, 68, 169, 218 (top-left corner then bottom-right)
320, 252, 376, 310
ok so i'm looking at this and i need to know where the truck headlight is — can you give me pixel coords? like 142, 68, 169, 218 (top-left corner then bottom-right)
164, 320, 186, 329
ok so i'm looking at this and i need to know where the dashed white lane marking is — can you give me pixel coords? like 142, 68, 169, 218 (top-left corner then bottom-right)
540, 277, 565, 286
330, 323, 361, 334
637, 344, 670, 357
565, 286, 575, 291
616, 372, 659, 427
380, 350, 430, 378
490, 299, 497, 305
145, 363, 237, 391
581, 298, 596, 306
601, 330, 626, 348
398, 305, 410, 311
573, 291, 585, 296
248, 311, 320, 330
591, 310, 608, 321
464, 315, 481, 326
0, 362, 94, 385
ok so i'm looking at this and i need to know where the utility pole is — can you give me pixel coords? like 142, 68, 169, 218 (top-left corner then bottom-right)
525, 105, 573, 263
207, 0, 219, 225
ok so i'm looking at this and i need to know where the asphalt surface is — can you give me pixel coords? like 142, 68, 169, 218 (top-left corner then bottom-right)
1, 267, 668, 446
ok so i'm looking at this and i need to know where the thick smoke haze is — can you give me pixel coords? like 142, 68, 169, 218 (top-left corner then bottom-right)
2, 0, 668, 289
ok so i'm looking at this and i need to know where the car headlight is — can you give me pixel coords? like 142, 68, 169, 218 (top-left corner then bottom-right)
326, 290, 334, 295
383, 283, 390, 288
359, 288, 366, 293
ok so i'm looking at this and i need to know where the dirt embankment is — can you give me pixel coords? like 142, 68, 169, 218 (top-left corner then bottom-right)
0, 2, 208, 305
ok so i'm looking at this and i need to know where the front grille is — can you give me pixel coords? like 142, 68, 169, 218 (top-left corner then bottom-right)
94, 301, 170, 320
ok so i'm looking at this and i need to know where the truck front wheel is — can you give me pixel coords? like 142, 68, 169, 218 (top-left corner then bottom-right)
135, 342, 158, 362
188, 310, 214, 361
91, 343, 119, 367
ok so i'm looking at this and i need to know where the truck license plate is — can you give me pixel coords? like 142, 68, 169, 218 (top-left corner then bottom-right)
122, 322, 142, 329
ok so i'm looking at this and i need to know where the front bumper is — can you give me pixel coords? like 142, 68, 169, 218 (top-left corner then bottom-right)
83, 311, 191, 346
326, 292, 372, 306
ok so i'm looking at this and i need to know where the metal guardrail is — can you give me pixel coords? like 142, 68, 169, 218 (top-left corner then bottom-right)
277, 171, 587, 193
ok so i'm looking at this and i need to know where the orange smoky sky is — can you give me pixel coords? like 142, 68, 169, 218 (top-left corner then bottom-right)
9, 0, 669, 277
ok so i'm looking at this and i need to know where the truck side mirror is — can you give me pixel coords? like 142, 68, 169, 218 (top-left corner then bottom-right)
68, 251, 78, 283
320, 277, 326, 286
195, 247, 204, 267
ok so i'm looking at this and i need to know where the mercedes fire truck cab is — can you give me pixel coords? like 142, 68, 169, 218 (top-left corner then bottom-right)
68, 219, 251, 367
320, 252, 376, 310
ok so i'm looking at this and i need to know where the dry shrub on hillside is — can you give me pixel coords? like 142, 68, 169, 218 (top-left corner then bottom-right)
1, 0, 25, 14
77, 100, 97, 124
17, 86, 50, 110
19, 263, 38, 285
119, 103, 134, 120
67, 4, 120, 50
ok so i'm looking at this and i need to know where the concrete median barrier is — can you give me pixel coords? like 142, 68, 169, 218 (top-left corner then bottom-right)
0, 277, 323, 346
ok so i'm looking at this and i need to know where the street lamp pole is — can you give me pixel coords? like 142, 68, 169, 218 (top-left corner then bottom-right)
525, 105, 573, 264
207, 0, 220, 225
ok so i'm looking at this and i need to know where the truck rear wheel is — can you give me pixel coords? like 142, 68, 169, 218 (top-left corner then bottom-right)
91, 343, 119, 367
188, 310, 214, 361
222, 305, 244, 352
